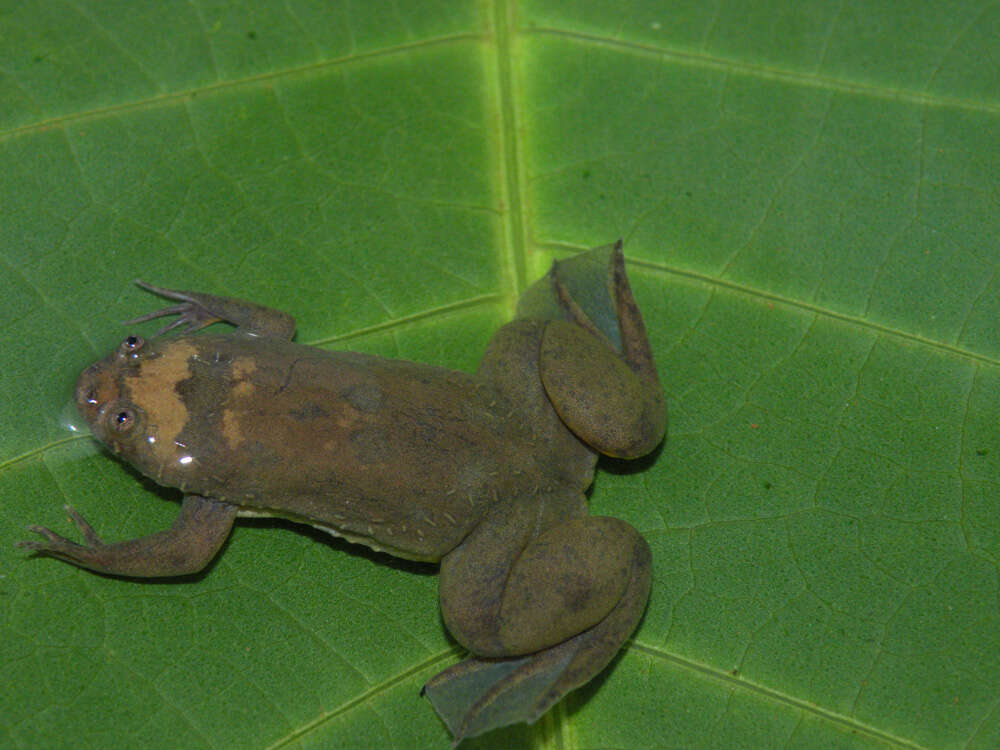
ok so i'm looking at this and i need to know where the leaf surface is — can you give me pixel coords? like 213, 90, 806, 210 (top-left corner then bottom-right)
2, 2, 998, 748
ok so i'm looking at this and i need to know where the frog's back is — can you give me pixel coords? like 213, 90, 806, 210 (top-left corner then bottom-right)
171, 334, 525, 560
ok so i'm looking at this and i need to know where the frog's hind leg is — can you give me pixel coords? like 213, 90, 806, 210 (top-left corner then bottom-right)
425, 495, 652, 740
517, 242, 667, 459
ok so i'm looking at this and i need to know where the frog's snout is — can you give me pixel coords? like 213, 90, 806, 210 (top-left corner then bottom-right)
75, 361, 119, 429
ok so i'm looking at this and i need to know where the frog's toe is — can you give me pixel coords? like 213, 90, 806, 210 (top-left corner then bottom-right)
62, 505, 104, 546
132, 280, 190, 301
20, 524, 74, 547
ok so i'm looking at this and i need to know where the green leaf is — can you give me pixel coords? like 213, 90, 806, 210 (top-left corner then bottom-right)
2, 2, 998, 748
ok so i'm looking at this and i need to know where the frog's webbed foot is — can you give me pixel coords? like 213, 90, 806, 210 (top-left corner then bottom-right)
17, 496, 237, 577
127, 281, 296, 341
422, 641, 574, 741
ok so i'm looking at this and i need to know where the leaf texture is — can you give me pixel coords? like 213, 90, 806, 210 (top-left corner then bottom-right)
2, 2, 998, 748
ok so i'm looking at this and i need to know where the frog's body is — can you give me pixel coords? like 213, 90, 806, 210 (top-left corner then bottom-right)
99, 333, 535, 561
21, 243, 665, 741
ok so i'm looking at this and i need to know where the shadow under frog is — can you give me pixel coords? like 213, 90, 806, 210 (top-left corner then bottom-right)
20, 241, 666, 741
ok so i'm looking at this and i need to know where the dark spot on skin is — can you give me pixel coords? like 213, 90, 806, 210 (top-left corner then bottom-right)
350, 427, 391, 462
976, 448, 989, 456
288, 404, 329, 420
342, 382, 383, 413
558, 572, 592, 613
763, 481, 772, 490
247, 30, 257, 39
241, 441, 282, 471
277, 358, 304, 394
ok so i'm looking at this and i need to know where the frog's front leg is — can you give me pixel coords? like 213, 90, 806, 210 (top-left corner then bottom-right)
424, 492, 652, 740
127, 281, 296, 340
17, 495, 237, 577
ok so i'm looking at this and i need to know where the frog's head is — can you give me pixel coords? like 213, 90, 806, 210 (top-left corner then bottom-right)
75, 335, 202, 490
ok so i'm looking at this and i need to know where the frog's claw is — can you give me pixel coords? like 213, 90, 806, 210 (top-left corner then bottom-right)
127, 280, 296, 340
126, 281, 223, 337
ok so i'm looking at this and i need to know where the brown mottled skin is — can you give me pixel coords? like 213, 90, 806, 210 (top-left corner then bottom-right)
19, 242, 665, 741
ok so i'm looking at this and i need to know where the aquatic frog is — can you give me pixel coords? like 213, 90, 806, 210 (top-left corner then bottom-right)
20, 242, 666, 741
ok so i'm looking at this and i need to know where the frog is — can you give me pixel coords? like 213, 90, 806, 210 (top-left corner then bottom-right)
19, 241, 666, 741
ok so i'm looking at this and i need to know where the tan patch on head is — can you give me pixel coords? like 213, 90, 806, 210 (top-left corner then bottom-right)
223, 409, 245, 449
125, 341, 196, 463
232, 382, 254, 398
231, 356, 257, 398
220, 356, 259, 449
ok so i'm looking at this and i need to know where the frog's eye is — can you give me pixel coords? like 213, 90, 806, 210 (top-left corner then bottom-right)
111, 407, 137, 433
119, 335, 146, 357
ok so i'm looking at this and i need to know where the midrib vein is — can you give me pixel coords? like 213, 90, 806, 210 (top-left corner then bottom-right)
492, 0, 529, 296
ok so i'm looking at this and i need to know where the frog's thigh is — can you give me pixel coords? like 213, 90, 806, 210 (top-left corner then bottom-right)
441, 511, 649, 658
540, 320, 664, 458
498, 516, 643, 654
